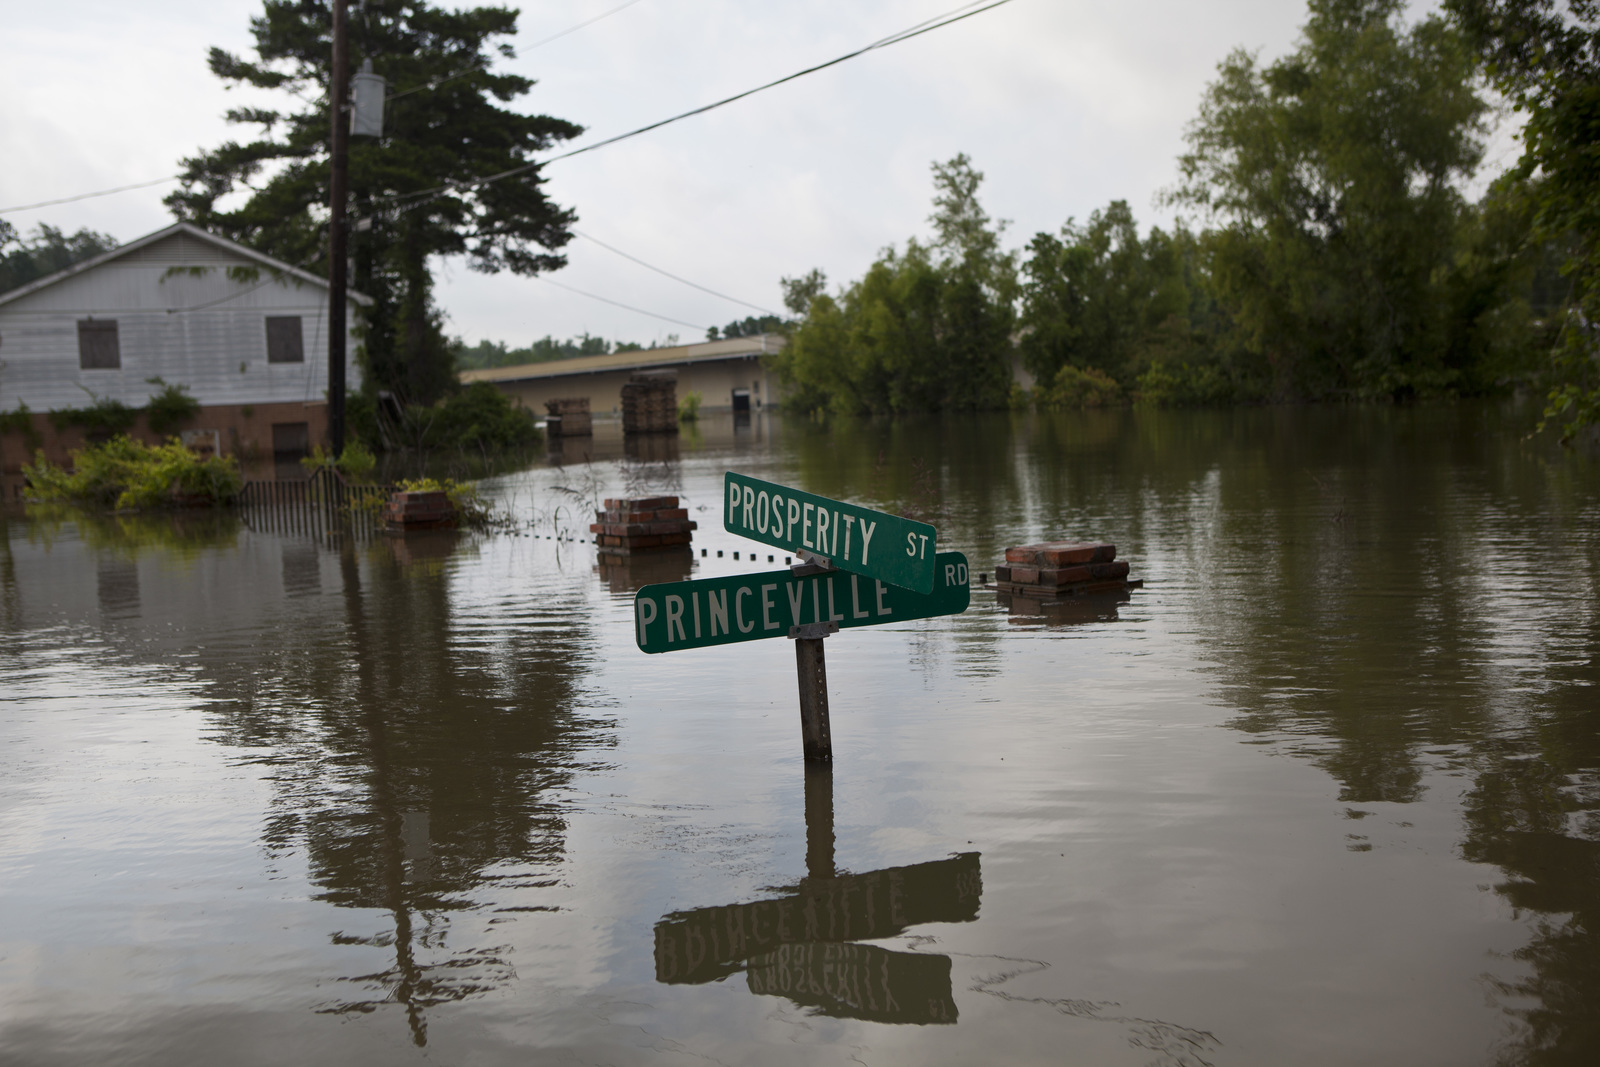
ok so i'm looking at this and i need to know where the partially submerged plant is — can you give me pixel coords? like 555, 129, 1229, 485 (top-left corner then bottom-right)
24, 435, 242, 510
394, 476, 495, 528
301, 440, 378, 481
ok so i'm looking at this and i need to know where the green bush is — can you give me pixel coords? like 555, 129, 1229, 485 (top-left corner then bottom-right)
301, 440, 378, 481
394, 476, 492, 526
24, 435, 242, 509
144, 377, 201, 436
1040, 364, 1124, 408
0, 401, 42, 450
678, 390, 702, 422
49, 395, 138, 437
1134, 361, 1236, 407
404, 381, 542, 450
345, 390, 383, 452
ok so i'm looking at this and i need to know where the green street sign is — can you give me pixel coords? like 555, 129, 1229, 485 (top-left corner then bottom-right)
635, 552, 971, 654
723, 472, 938, 594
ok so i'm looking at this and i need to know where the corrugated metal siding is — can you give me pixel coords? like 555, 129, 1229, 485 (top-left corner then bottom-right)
0, 260, 359, 411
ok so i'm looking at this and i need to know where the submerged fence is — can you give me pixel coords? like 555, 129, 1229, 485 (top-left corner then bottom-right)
237, 466, 392, 538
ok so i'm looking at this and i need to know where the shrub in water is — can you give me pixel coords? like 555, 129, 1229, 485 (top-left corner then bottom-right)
1134, 361, 1235, 407
405, 382, 542, 451
301, 440, 378, 481
24, 435, 242, 510
1041, 365, 1124, 409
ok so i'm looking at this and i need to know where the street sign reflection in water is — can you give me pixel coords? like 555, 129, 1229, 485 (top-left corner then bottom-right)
723, 472, 939, 594
654, 769, 981, 1024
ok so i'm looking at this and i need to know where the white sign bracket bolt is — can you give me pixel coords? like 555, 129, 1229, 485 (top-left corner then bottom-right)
791, 549, 833, 577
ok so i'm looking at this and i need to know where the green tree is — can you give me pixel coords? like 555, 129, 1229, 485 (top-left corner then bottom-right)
780, 269, 828, 318
706, 315, 785, 340
167, 0, 582, 405
452, 332, 613, 370
1170, 0, 1490, 400
0, 222, 119, 295
1019, 201, 1216, 395
1447, 0, 1600, 440
775, 157, 1014, 414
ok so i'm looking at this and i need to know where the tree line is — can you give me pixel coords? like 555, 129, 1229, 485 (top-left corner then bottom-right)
0, 222, 118, 296
17, 0, 1596, 441
775, 0, 1591, 437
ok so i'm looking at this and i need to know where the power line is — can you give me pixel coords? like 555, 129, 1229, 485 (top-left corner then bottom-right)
0, 176, 179, 215
573, 229, 778, 316
365, 0, 1015, 216
1, 0, 658, 214
386, 0, 651, 102
6, 1, 1011, 335
539, 276, 707, 331
5, 1, 1011, 221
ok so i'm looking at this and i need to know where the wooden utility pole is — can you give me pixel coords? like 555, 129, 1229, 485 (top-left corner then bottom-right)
327, 0, 350, 457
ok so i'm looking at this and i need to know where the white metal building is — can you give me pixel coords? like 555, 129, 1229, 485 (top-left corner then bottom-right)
0, 222, 363, 474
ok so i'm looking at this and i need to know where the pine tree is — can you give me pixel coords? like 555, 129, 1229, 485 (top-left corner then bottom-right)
167, 0, 582, 404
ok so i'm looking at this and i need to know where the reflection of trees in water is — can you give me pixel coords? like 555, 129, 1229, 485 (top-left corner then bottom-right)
1175, 405, 1600, 1063
199, 535, 610, 1045
787, 415, 1020, 541
1461, 671, 1600, 1066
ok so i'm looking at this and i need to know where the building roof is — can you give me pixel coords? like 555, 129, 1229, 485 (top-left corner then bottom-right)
0, 221, 371, 310
459, 333, 786, 384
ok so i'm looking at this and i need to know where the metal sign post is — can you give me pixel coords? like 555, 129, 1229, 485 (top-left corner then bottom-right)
790, 619, 838, 762
635, 475, 968, 764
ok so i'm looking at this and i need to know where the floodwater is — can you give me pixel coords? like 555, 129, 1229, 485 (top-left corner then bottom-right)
2, 404, 1598, 1066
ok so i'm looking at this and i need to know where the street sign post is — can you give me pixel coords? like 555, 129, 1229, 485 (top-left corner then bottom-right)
640, 474, 965, 764
634, 552, 970, 654
723, 472, 938, 594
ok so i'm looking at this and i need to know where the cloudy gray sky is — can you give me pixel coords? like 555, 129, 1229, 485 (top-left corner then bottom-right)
4, 0, 1499, 349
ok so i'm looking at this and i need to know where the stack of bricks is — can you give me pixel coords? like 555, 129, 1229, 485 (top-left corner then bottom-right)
621, 374, 678, 434
994, 541, 1135, 601
384, 490, 457, 531
544, 397, 592, 437
590, 495, 697, 556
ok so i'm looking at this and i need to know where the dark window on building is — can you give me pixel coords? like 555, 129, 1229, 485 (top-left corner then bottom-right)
77, 319, 120, 369
272, 422, 310, 458
265, 316, 304, 364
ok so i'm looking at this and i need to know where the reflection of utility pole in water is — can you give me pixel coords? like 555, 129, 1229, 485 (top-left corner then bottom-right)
654, 767, 981, 1024
339, 539, 429, 1047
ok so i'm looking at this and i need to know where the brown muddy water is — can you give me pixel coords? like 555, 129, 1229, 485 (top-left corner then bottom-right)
2, 404, 1598, 1066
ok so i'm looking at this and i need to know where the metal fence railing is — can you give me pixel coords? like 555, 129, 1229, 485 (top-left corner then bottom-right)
238, 466, 392, 538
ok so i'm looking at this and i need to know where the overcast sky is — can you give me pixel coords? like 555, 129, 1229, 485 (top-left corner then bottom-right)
2, 0, 1505, 349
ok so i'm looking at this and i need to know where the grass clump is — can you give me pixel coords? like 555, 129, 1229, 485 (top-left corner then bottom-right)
24, 435, 242, 510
